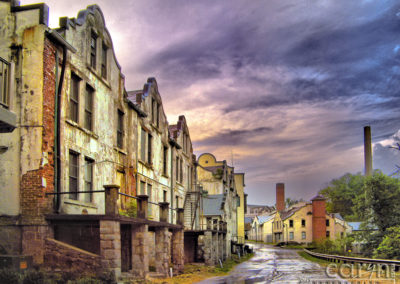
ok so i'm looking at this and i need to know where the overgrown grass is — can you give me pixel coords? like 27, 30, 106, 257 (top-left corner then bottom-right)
297, 251, 331, 266
148, 253, 254, 284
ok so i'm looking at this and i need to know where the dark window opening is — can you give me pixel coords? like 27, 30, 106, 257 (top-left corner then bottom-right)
90, 32, 97, 69
69, 73, 80, 122
326, 219, 330, 227
84, 85, 94, 130
101, 43, 107, 78
69, 151, 79, 200
163, 146, 168, 175
301, 219, 306, 227
147, 133, 152, 164
117, 110, 124, 148
289, 220, 293, 228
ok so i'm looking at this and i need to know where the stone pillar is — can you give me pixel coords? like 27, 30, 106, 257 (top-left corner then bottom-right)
213, 232, 219, 264
203, 231, 213, 266
104, 185, 120, 216
206, 218, 212, 230
100, 220, 121, 279
137, 195, 148, 219
159, 202, 169, 223
155, 227, 169, 276
219, 233, 224, 261
172, 229, 184, 273
222, 234, 227, 260
177, 208, 184, 226
131, 224, 149, 278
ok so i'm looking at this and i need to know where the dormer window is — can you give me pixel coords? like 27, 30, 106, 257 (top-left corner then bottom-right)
90, 32, 97, 69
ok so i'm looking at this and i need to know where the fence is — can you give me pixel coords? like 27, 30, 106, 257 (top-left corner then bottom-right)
304, 249, 400, 272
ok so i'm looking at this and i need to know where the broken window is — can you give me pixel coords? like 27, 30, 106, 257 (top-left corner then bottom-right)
140, 128, 146, 161
289, 220, 293, 228
326, 219, 330, 227
84, 85, 94, 131
90, 32, 97, 69
69, 73, 80, 122
0, 57, 10, 108
69, 151, 79, 200
117, 110, 124, 148
326, 230, 330, 238
301, 219, 306, 227
84, 157, 94, 203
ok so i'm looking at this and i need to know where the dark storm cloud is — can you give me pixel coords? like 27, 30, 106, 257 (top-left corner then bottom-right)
195, 127, 273, 147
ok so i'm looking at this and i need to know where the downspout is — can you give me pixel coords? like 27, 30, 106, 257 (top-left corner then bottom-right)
54, 46, 67, 213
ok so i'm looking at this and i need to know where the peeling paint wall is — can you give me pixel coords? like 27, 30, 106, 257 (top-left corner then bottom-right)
57, 6, 137, 214
136, 78, 171, 222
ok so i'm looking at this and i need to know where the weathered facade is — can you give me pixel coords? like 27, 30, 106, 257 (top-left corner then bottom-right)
0, 2, 185, 281
234, 173, 246, 244
197, 153, 243, 261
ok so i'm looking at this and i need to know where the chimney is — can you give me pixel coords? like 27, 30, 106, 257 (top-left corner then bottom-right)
364, 126, 372, 176
311, 195, 326, 242
276, 183, 285, 211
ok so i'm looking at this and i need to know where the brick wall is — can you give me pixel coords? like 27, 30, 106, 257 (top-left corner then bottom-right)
20, 37, 56, 225
44, 238, 101, 275
20, 37, 57, 264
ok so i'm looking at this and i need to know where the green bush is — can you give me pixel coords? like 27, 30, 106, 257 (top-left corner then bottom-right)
373, 226, 400, 260
119, 199, 137, 218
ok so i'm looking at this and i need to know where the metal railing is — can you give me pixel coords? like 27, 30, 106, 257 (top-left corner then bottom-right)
304, 249, 400, 271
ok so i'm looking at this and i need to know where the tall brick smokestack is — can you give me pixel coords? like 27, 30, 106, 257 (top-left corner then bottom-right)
364, 126, 372, 176
311, 195, 326, 242
276, 183, 285, 212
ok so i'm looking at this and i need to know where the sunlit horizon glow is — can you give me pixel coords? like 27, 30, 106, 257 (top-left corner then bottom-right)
20, 0, 400, 205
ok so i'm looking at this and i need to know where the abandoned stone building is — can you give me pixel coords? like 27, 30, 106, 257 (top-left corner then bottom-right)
0, 1, 247, 281
196, 153, 246, 264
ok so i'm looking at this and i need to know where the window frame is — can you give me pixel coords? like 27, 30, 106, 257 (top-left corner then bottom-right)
302, 231, 306, 239
90, 32, 97, 69
69, 150, 79, 200
84, 84, 94, 131
147, 133, 152, 164
289, 219, 293, 228
69, 73, 80, 123
301, 219, 306, 227
326, 219, 330, 227
84, 157, 94, 203
289, 232, 294, 240
101, 43, 107, 79
117, 110, 124, 149
163, 146, 168, 175
0, 57, 10, 108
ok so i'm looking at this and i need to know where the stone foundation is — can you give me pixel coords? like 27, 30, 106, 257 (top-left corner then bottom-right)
172, 229, 184, 273
155, 227, 169, 276
131, 224, 149, 278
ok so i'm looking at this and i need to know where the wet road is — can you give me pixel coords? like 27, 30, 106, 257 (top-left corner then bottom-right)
197, 243, 344, 284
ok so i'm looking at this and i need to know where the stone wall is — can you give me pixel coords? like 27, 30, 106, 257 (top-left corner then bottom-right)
44, 238, 101, 275
100, 220, 121, 279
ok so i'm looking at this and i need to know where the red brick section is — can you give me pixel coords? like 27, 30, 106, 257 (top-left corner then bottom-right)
276, 183, 285, 212
20, 38, 57, 264
312, 195, 327, 242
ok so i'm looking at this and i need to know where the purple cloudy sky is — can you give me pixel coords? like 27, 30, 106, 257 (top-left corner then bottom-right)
21, 0, 400, 205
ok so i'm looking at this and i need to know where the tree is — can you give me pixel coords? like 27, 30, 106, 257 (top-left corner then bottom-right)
285, 197, 305, 208
373, 226, 400, 260
319, 173, 365, 220
361, 172, 400, 233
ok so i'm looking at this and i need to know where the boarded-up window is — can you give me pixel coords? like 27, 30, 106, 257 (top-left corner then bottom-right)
84, 157, 94, 203
69, 151, 79, 200
69, 73, 80, 122
84, 85, 94, 130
